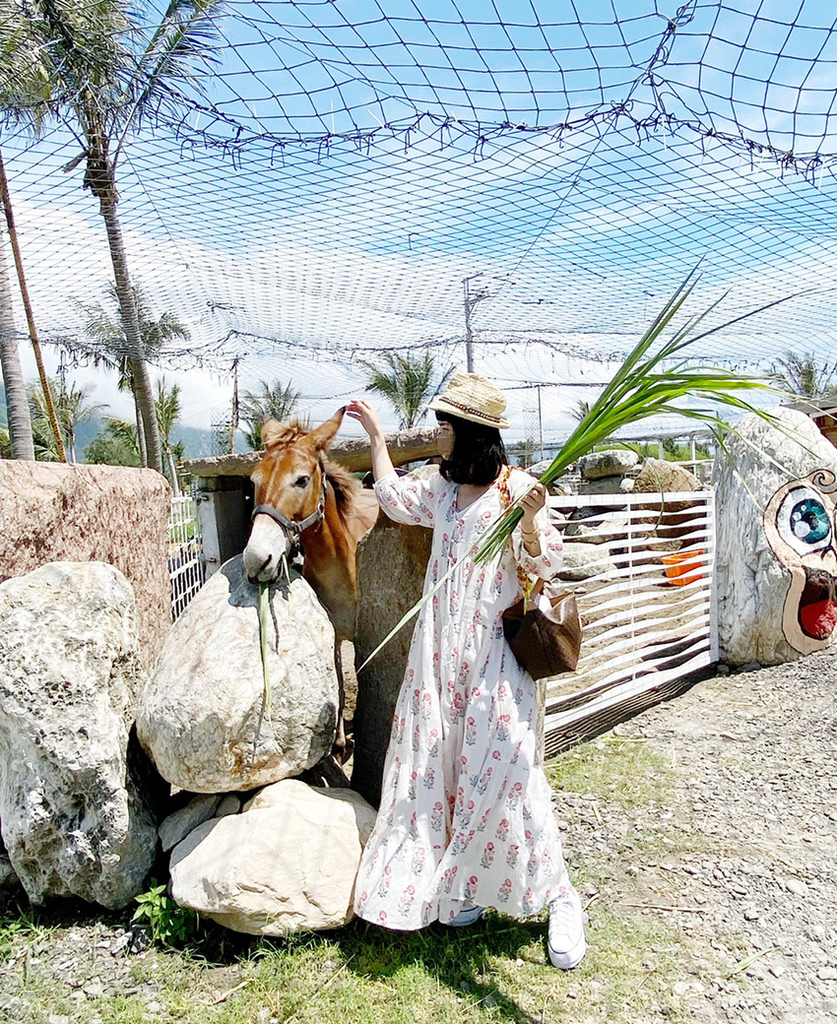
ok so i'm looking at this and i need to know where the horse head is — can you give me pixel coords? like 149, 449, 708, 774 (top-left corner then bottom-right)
243, 408, 345, 583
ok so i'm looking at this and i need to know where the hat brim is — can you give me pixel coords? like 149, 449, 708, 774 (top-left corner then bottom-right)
428, 396, 510, 429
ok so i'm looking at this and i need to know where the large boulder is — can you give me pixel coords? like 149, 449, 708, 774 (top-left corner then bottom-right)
0, 462, 171, 671
715, 408, 837, 664
137, 556, 339, 794
0, 562, 159, 908
633, 458, 701, 498
578, 449, 639, 480
170, 779, 377, 934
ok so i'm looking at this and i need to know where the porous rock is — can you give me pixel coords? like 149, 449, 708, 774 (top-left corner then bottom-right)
714, 407, 837, 664
0, 562, 159, 908
0, 833, 18, 890
170, 779, 376, 934
137, 555, 339, 794
578, 449, 639, 480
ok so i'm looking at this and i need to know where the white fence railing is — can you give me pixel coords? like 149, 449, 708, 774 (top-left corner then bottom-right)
169, 495, 204, 621
543, 489, 717, 755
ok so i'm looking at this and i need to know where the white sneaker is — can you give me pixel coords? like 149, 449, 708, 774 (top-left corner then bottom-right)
442, 904, 485, 927
547, 888, 586, 969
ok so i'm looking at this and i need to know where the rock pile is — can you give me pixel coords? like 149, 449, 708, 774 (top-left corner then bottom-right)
0, 555, 376, 935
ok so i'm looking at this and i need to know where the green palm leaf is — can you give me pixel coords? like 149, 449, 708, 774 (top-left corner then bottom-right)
474, 272, 789, 564
359, 273, 790, 672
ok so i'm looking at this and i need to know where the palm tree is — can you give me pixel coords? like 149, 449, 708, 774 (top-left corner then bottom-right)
240, 380, 300, 450
155, 377, 183, 495
571, 399, 591, 423
360, 351, 453, 429
0, 232, 34, 458
29, 376, 107, 462
0, 0, 223, 473
80, 283, 190, 465
85, 418, 141, 467
772, 351, 837, 400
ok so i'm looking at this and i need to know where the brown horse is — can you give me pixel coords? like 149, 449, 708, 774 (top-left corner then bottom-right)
242, 409, 379, 746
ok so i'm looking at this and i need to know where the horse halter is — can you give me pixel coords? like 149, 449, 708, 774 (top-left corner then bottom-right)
251, 475, 328, 537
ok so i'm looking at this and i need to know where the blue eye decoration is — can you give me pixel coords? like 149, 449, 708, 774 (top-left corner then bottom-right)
789, 498, 830, 544
777, 486, 834, 555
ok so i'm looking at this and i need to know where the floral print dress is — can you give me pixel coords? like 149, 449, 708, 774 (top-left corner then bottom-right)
354, 467, 573, 931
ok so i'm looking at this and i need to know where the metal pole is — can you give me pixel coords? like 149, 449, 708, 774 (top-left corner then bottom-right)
537, 384, 544, 462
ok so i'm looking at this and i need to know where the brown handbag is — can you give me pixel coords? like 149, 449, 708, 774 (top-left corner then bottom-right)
502, 580, 582, 680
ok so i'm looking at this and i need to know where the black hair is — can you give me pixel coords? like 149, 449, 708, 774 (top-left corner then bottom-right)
438, 413, 508, 485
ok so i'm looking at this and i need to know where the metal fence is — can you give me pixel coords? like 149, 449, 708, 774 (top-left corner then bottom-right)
168, 495, 205, 621
543, 489, 717, 756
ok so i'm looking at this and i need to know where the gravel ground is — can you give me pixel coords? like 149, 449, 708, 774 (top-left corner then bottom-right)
569, 649, 837, 1024
0, 652, 835, 1023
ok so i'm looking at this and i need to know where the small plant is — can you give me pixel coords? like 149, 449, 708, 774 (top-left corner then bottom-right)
132, 881, 200, 947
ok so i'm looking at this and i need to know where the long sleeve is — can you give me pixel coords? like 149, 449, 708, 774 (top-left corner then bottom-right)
373, 471, 440, 528
507, 469, 563, 580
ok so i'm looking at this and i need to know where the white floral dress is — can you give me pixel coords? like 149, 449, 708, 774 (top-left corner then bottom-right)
354, 467, 573, 931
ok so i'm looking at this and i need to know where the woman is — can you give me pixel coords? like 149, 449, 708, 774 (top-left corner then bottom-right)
346, 373, 585, 969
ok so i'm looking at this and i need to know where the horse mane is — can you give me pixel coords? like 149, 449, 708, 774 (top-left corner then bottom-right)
264, 417, 360, 521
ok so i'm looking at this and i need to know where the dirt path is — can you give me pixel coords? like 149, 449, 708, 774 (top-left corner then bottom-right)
568, 650, 837, 1023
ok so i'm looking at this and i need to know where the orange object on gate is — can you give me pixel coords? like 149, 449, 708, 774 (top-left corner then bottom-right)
662, 549, 705, 585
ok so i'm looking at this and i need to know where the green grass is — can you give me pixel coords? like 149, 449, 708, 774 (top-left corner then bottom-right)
0, 735, 732, 1024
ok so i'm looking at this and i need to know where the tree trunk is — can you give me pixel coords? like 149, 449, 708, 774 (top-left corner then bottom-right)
0, 232, 34, 459
0, 149, 65, 461
99, 195, 163, 474
165, 445, 181, 497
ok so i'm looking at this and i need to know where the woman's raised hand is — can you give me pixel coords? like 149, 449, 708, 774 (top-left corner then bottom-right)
345, 398, 384, 438
519, 481, 547, 532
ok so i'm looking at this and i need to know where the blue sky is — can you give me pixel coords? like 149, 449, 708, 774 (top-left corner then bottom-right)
4, 1, 837, 441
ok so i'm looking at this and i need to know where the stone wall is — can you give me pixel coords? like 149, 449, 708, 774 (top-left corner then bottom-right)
0, 462, 171, 670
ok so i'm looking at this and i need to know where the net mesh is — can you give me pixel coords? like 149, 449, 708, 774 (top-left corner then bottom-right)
3, 0, 837, 436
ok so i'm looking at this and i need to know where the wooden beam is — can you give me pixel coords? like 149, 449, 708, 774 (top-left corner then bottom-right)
183, 426, 439, 479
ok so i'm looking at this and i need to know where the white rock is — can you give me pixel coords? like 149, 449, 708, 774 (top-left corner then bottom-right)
158, 795, 222, 853
138, 556, 339, 794
578, 449, 639, 480
170, 779, 376, 934
0, 563, 158, 908
715, 408, 837, 665
557, 543, 618, 582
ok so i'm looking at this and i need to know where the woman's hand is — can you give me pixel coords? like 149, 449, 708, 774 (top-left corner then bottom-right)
519, 481, 547, 533
346, 399, 395, 481
346, 399, 384, 439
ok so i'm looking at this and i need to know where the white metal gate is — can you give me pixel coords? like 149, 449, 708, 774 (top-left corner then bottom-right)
168, 495, 205, 621
543, 489, 717, 755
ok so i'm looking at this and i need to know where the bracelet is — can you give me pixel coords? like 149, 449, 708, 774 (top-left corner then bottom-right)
521, 527, 539, 541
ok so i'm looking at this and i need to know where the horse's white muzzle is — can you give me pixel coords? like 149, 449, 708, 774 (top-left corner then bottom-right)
243, 516, 293, 582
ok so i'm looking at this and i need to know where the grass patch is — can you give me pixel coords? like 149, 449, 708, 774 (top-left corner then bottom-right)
0, 736, 731, 1024
546, 734, 678, 813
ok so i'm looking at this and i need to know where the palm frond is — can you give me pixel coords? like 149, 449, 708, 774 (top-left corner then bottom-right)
474, 273, 789, 565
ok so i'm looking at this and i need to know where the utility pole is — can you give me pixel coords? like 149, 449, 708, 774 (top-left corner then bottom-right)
462, 274, 488, 372
536, 384, 544, 462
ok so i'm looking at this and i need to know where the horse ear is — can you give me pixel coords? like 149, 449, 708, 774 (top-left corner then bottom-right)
310, 407, 345, 451
261, 418, 287, 449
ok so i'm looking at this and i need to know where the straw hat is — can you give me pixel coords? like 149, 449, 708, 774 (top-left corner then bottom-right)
428, 372, 510, 429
